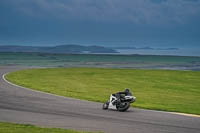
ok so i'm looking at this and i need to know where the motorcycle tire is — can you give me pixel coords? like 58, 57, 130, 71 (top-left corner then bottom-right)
116, 102, 130, 112
102, 101, 109, 110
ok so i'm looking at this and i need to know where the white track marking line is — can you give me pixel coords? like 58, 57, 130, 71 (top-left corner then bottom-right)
2, 72, 84, 101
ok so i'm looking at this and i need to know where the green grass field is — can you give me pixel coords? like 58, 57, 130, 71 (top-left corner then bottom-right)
6, 68, 200, 115
0, 122, 95, 133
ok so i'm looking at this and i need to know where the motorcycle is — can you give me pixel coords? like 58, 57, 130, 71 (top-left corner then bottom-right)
102, 93, 136, 112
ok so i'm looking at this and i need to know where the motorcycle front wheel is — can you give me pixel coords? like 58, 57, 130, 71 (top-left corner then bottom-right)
116, 102, 130, 112
102, 101, 109, 110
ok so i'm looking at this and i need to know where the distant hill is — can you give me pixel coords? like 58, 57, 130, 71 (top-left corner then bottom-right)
0, 45, 118, 54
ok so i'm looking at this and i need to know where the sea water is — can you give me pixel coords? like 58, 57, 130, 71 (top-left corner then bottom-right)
116, 48, 200, 57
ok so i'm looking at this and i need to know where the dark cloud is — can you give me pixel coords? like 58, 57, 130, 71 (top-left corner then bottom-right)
151, 0, 168, 4
0, 0, 200, 47
1, 0, 200, 25
183, 0, 199, 2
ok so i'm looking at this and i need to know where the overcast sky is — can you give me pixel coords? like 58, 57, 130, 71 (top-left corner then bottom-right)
0, 0, 200, 48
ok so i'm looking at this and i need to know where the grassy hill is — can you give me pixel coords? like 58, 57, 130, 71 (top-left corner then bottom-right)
1, 52, 200, 70
6, 68, 200, 115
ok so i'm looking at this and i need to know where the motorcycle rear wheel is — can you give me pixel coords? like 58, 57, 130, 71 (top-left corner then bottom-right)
116, 102, 130, 112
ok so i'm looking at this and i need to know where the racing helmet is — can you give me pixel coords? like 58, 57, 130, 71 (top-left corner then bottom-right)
125, 88, 130, 93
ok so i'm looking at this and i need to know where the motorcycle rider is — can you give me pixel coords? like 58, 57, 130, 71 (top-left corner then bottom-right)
113, 88, 132, 103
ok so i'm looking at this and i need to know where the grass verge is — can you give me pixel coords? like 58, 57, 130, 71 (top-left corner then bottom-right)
0, 122, 95, 133
6, 68, 200, 115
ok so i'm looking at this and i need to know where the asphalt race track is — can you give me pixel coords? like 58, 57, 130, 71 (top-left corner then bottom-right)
0, 66, 200, 133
